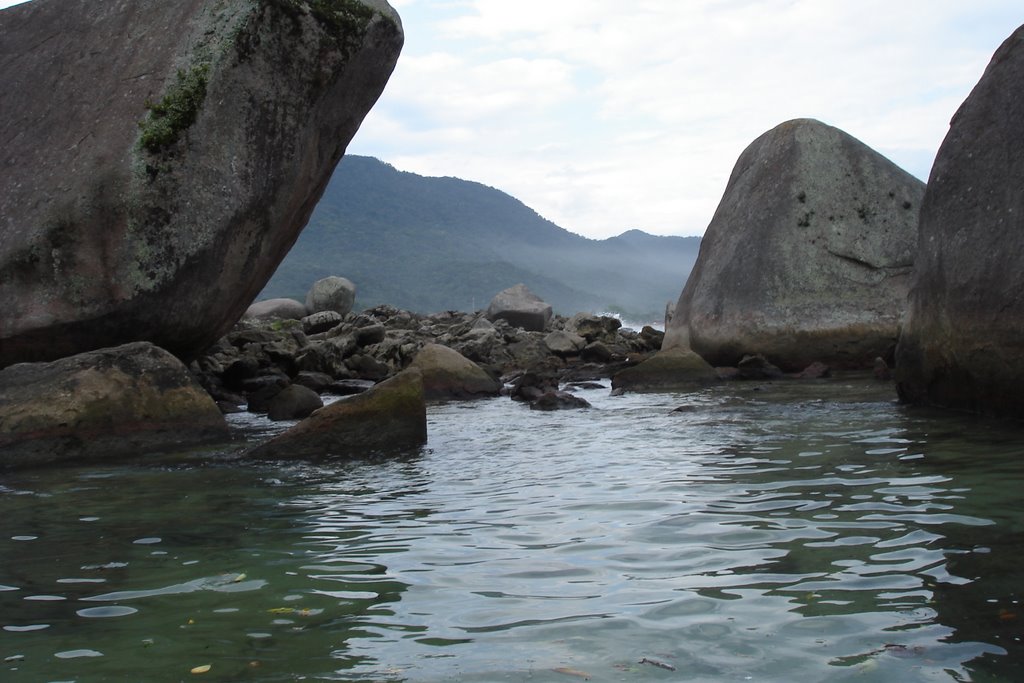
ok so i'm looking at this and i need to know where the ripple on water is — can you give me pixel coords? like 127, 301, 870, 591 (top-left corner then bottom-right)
3, 624, 50, 632
1, 380, 1023, 682
54, 649, 103, 659
76, 606, 138, 618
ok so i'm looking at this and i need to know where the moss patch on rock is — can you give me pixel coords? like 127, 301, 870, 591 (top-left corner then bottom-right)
139, 63, 210, 153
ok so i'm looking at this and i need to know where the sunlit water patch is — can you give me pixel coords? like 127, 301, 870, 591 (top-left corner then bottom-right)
1, 378, 1023, 681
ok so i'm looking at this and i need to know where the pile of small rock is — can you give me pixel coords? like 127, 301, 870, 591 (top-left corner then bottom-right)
191, 303, 665, 419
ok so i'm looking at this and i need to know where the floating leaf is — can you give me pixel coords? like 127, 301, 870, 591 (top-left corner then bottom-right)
553, 666, 592, 679
268, 607, 295, 614
190, 664, 212, 674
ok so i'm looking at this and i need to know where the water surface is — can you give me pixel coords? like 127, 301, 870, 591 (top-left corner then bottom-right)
1, 378, 1022, 681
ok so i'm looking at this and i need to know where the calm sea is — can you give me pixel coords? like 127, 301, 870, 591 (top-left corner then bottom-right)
1, 377, 1022, 682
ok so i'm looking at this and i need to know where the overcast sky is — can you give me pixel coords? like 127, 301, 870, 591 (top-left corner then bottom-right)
4, 1, 1021, 239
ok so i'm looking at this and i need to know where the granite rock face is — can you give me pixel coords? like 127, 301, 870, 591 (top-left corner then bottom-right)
664, 119, 924, 372
895, 26, 1024, 418
0, 0, 403, 367
0, 342, 228, 468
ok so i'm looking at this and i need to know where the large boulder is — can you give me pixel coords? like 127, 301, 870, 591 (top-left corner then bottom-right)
895, 26, 1024, 418
244, 298, 308, 321
664, 118, 924, 372
611, 348, 719, 393
486, 284, 553, 332
0, 0, 403, 367
247, 368, 427, 459
0, 342, 228, 468
409, 343, 501, 400
305, 276, 357, 316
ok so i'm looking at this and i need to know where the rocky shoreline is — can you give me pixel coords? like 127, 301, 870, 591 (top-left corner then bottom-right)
192, 304, 667, 418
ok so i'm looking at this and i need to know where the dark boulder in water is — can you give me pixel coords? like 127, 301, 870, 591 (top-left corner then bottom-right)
611, 348, 719, 393
895, 25, 1024, 418
267, 384, 323, 421
0, 342, 228, 468
0, 0, 403, 367
529, 390, 592, 411
247, 368, 426, 459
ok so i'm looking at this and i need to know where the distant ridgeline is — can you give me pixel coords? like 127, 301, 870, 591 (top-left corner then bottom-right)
260, 156, 701, 320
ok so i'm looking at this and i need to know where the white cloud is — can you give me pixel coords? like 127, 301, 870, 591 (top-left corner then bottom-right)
4, 0, 1018, 238
349, 0, 1023, 238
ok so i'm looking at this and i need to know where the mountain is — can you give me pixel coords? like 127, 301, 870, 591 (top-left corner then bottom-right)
259, 156, 701, 320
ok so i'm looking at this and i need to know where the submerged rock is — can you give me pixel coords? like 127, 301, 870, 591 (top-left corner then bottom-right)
247, 368, 426, 459
895, 25, 1024, 418
611, 348, 719, 393
409, 343, 501, 401
529, 390, 592, 411
664, 118, 923, 372
0, 342, 228, 468
0, 0, 403, 367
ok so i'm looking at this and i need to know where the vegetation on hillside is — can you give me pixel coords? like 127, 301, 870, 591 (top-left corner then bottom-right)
260, 156, 701, 320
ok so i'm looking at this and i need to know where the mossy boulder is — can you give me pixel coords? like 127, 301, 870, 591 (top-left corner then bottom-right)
409, 343, 502, 401
0, 0, 403, 367
611, 348, 719, 393
247, 368, 426, 459
0, 342, 229, 468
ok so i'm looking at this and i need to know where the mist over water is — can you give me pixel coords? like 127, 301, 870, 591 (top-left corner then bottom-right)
1, 378, 1022, 682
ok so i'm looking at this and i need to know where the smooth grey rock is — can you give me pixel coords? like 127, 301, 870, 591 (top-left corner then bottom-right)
409, 343, 501, 401
486, 284, 552, 332
0, 342, 228, 467
895, 25, 1024, 418
664, 118, 924, 372
0, 0, 402, 367
305, 276, 357, 316
544, 330, 586, 356
244, 298, 307, 321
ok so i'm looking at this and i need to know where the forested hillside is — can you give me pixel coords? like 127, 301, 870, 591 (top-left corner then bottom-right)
260, 156, 700, 320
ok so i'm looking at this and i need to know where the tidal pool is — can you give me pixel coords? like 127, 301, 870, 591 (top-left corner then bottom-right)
1, 378, 1022, 681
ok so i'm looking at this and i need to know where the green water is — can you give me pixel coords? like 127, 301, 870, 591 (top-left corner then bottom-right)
1, 378, 1023, 682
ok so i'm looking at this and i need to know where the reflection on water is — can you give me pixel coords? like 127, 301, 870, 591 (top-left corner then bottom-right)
1, 378, 1023, 681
